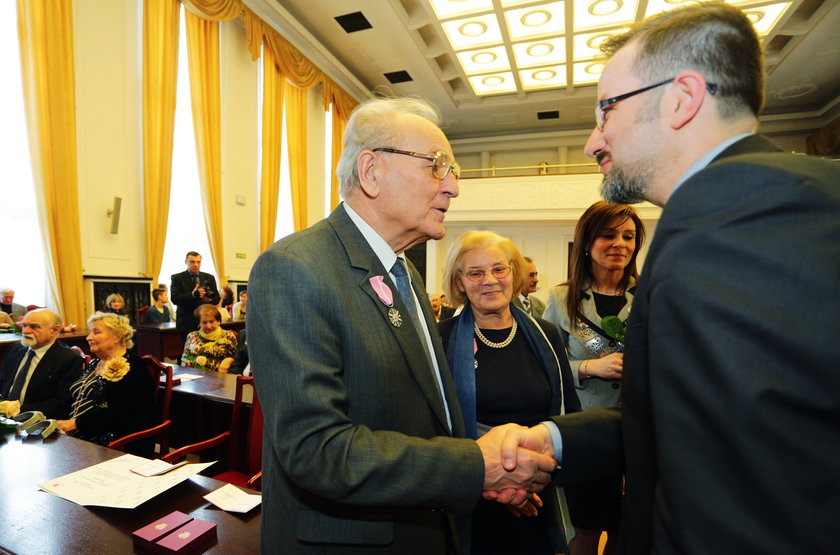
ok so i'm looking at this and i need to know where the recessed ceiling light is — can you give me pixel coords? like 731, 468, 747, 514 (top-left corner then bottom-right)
505, 2, 565, 41
574, 0, 638, 31
513, 38, 565, 68
520, 64, 567, 89
457, 46, 511, 74
442, 14, 503, 49
468, 71, 517, 95
589, 0, 623, 17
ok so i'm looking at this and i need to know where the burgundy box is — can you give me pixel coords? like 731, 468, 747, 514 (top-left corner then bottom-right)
154, 518, 217, 554
132, 511, 193, 550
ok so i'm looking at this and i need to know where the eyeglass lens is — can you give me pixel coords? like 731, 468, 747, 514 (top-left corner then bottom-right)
464, 266, 512, 281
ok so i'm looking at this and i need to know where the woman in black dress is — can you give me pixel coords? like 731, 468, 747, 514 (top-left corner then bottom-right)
58, 313, 155, 455
439, 230, 581, 554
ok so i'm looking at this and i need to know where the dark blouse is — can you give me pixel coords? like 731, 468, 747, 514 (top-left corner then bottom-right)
592, 291, 627, 318
473, 328, 551, 428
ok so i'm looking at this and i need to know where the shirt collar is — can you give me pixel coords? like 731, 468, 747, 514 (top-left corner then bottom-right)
669, 133, 753, 199
341, 202, 399, 273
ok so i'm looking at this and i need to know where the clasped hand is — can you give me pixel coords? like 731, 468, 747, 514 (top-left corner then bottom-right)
477, 423, 556, 508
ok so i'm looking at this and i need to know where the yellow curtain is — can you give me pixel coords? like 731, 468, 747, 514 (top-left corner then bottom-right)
184, 10, 226, 285
259, 47, 285, 252
16, 0, 85, 326
183, 0, 241, 21
283, 80, 308, 231
323, 78, 358, 208
142, 0, 180, 281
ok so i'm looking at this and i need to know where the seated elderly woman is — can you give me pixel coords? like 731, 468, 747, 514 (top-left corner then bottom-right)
180, 304, 237, 372
438, 230, 581, 555
58, 313, 156, 454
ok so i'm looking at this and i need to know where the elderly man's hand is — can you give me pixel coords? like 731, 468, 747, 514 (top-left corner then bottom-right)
477, 423, 557, 506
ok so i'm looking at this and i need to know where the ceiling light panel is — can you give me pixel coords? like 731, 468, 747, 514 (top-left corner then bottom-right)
573, 0, 639, 32
571, 29, 624, 61
572, 60, 605, 84
504, 2, 566, 41
469, 72, 518, 95
520, 65, 568, 89
512, 37, 566, 68
740, 3, 793, 35
428, 0, 493, 20
441, 14, 504, 50
457, 46, 512, 74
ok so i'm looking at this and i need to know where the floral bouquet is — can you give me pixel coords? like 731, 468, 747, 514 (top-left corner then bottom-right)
61, 323, 78, 334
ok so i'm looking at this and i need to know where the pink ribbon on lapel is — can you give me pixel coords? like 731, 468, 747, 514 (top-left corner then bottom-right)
368, 275, 394, 306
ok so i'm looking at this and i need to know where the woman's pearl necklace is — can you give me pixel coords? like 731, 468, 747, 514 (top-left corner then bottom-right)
474, 320, 518, 349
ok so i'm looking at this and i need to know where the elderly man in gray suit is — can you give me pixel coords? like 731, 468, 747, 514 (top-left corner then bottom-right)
249, 97, 555, 554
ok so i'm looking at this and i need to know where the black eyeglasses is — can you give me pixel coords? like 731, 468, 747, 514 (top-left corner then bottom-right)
461, 265, 513, 282
373, 148, 461, 180
595, 78, 718, 130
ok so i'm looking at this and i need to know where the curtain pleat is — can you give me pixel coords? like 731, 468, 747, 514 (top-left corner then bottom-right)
16, 0, 85, 326
183, 0, 241, 21
283, 80, 307, 231
259, 47, 284, 251
184, 10, 226, 285
142, 0, 180, 281
323, 78, 357, 208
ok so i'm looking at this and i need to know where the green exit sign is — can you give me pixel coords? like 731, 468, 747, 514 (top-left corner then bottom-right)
235, 253, 247, 259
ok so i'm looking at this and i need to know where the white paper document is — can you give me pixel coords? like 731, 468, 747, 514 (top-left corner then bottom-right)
130, 459, 188, 477
176, 374, 204, 382
203, 483, 261, 513
38, 454, 215, 509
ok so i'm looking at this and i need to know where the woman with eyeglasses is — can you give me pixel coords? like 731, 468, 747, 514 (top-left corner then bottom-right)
543, 201, 646, 555
438, 230, 580, 555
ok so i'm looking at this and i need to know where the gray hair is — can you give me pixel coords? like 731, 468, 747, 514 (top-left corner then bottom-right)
87, 312, 134, 349
28, 308, 62, 328
0, 288, 13, 295
336, 97, 442, 198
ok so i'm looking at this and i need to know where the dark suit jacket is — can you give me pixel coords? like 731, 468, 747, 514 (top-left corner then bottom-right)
554, 135, 840, 554
249, 205, 484, 553
0, 341, 83, 419
438, 305, 456, 321
170, 270, 220, 332
511, 295, 546, 319
227, 328, 249, 375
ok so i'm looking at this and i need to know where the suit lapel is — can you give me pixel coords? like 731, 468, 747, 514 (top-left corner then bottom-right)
24, 342, 58, 397
1, 344, 27, 398
329, 208, 453, 435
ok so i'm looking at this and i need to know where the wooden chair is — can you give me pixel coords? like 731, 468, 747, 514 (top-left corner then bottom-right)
136, 306, 149, 325
163, 376, 263, 489
109, 355, 174, 458
69, 345, 90, 365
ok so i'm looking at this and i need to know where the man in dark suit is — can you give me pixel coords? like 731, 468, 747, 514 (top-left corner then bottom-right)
499, 3, 840, 554
0, 309, 83, 419
170, 251, 220, 335
249, 97, 556, 553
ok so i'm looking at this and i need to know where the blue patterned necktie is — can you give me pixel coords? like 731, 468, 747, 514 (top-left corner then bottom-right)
391, 258, 419, 325
7, 349, 36, 401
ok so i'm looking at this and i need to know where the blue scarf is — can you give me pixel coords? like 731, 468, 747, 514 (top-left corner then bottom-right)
445, 304, 565, 439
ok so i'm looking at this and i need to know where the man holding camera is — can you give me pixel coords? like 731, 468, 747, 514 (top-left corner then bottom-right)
170, 251, 220, 336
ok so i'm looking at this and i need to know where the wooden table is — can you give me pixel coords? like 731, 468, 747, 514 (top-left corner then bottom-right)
0, 432, 260, 554
168, 367, 253, 457
0, 330, 90, 367
134, 321, 245, 361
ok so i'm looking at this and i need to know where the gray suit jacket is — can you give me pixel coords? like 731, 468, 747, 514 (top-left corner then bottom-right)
248, 206, 483, 553
511, 294, 545, 319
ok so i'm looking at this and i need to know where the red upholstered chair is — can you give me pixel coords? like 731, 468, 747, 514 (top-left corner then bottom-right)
136, 306, 150, 325
109, 355, 174, 458
69, 345, 91, 365
163, 376, 263, 489
26, 305, 44, 312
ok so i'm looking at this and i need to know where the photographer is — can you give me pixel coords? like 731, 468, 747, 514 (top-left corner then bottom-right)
170, 251, 220, 338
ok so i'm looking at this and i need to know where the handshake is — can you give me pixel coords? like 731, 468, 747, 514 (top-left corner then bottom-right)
477, 422, 556, 508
